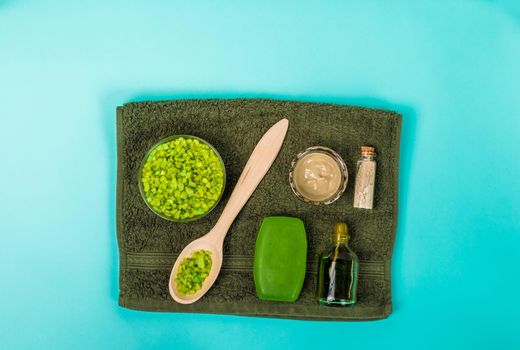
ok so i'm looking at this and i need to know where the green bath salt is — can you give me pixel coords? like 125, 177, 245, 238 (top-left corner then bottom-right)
175, 250, 213, 295
140, 136, 225, 220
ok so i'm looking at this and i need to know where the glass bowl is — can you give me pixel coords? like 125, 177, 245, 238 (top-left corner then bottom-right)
138, 135, 226, 222
288, 146, 348, 205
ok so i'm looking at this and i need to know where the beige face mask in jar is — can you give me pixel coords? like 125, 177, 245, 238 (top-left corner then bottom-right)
289, 146, 348, 205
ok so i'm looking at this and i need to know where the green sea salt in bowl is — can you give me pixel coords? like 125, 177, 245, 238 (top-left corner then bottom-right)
139, 135, 226, 222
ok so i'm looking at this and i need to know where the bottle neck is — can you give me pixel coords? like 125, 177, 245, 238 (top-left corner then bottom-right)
332, 221, 349, 247
360, 153, 375, 161
332, 236, 349, 246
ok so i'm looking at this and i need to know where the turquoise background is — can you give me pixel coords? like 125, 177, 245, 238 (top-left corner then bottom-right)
1, 0, 519, 349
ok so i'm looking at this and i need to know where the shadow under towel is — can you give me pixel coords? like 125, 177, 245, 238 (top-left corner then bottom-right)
116, 98, 402, 321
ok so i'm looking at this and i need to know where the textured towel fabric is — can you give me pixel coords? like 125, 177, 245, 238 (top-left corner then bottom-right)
116, 99, 402, 321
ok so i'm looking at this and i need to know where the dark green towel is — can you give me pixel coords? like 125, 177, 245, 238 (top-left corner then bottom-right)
116, 98, 402, 321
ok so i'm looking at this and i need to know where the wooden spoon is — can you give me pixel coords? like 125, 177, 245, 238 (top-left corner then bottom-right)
169, 118, 289, 304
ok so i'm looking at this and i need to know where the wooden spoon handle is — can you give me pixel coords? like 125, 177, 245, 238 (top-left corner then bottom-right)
211, 118, 289, 239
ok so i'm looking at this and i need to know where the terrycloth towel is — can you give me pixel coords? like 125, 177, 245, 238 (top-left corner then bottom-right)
116, 99, 402, 321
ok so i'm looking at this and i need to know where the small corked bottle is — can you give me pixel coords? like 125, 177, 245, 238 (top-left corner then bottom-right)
353, 146, 376, 209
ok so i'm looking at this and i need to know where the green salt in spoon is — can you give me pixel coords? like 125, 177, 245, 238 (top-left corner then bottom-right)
169, 118, 289, 304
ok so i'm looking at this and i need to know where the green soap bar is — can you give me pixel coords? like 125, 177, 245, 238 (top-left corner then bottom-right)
254, 216, 307, 302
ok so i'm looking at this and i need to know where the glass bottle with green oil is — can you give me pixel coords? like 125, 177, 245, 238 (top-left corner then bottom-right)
317, 222, 359, 306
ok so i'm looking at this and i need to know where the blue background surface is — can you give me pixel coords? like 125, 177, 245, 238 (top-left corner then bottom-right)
1, 1, 519, 349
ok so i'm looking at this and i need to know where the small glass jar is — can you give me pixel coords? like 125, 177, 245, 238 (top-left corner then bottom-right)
353, 146, 376, 209
288, 146, 348, 205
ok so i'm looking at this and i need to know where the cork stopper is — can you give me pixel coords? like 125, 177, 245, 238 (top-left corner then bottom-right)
361, 146, 375, 155
333, 221, 349, 244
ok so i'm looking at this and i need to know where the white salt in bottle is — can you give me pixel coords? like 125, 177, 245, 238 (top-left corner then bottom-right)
353, 146, 376, 209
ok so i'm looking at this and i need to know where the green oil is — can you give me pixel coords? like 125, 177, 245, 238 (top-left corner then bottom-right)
316, 222, 359, 306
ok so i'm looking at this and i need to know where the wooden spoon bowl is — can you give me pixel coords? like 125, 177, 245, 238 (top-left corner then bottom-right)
169, 233, 223, 304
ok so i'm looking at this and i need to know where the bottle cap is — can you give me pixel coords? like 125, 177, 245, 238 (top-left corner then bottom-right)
361, 146, 375, 155
333, 222, 349, 244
